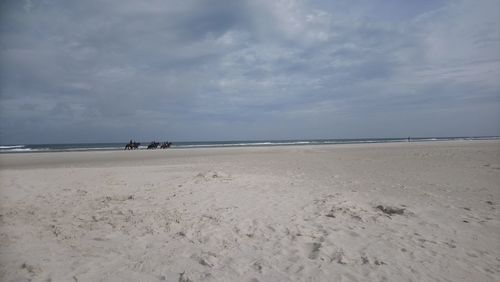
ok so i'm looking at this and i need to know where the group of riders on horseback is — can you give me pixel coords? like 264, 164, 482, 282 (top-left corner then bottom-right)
124, 140, 172, 150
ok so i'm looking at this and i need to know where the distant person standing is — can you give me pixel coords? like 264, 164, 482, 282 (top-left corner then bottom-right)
408, 136, 411, 142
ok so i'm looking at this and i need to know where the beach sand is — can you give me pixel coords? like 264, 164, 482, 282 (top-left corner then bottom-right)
0, 141, 499, 281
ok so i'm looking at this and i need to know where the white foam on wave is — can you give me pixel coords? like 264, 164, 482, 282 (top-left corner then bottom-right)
0, 145, 25, 149
176, 141, 315, 148
8, 148, 32, 152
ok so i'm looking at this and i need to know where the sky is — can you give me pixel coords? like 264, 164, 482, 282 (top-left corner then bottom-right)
1, 0, 499, 144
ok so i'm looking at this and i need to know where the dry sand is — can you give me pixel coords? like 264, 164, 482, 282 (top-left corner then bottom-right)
0, 141, 499, 281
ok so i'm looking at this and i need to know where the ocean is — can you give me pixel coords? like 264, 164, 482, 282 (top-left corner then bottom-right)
0, 136, 498, 153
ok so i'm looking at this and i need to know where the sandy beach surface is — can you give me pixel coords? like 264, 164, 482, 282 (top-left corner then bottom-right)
0, 140, 499, 282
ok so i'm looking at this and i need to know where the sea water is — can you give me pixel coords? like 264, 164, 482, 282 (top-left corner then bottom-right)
1, 136, 499, 153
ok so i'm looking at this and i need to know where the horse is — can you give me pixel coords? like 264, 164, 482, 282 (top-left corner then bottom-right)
124, 142, 140, 150
160, 142, 172, 149
147, 142, 160, 149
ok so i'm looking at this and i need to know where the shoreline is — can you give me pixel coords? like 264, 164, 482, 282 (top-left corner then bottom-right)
1, 136, 498, 155
1, 139, 499, 171
1, 139, 499, 169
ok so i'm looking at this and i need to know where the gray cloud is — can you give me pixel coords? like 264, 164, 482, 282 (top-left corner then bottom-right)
1, 0, 499, 144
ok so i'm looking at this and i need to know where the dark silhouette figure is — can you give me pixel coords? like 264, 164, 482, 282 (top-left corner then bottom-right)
147, 141, 160, 149
125, 141, 140, 150
160, 142, 172, 149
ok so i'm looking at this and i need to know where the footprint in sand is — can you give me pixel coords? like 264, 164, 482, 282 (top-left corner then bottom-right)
194, 171, 232, 183
375, 205, 405, 215
330, 248, 347, 264
179, 271, 192, 282
486, 200, 495, 206
252, 261, 263, 273
21, 262, 43, 279
304, 242, 322, 260
191, 251, 218, 268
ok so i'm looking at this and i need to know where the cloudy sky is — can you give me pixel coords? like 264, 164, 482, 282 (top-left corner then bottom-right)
1, 0, 499, 144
